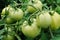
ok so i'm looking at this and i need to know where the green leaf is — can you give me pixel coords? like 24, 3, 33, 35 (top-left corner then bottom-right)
55, 6, 60, 14
40, 32, 48, 40
0, 20, 5, 26
19, 0, 29, 3
0, 36, 3, 40
51, 36, 60, 40
56, 0, 60, 4
25, 38, 34, 40
0, 29, 5, 35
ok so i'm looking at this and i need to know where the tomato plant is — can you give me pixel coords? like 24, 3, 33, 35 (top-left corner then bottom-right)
1, 0, 60, 40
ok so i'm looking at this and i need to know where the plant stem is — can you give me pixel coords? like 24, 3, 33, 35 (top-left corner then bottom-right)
49, 27, 54, 38
15, 33, 21, 40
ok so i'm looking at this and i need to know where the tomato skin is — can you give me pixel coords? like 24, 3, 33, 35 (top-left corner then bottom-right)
21, 19, 41, 38
3, 35, 15, 40
27, 6, 36, 13
50, 11, 60, 30
36, 11, 52, 28
9, 8, 24, 21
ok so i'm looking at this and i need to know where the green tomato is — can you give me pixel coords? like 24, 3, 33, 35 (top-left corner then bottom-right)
1, 8, 6, 15
22, 19, 41, 38
55, 6, 60, 14
1, 5, 15, 15
5, 17, 16, 24
27, 5, 36, 13
3, 35, 15, 40
50, 11, 60, 30
33, 0, 43, 10
36, 11, 52, 28
1, 7, 9, 15
9, 8, 24, 21
8, 7, 15, 14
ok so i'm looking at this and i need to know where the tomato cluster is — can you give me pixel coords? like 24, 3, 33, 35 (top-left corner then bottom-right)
1, 5, 24, 24
36, 11, 60, 30
1, 0, 60, 40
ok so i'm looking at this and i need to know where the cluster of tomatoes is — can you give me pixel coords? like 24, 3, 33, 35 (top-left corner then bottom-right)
1, 0, 60, 40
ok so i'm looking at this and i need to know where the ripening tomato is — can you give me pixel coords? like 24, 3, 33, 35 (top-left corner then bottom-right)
50, 11, 60, 30
9, 8, 24, 21
36, 11, 52, 28
21, 19, 41, 38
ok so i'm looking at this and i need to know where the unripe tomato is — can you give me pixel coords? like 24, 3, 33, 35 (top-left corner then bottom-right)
50, 11, 60, 30
33, 0, 43, 10
8, 7, 15, 14
36, 11, 52, 28
3, 35, 15, 40
1, 7, 9, 15
27, 5, 36, 13
9, 8, 24, 21
1, 5, 15, 15
5, 17, 16, 24
1, 8, 6, 15
21, 19, 41, 38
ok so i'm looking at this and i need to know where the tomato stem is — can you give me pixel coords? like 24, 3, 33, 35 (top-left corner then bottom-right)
15, 32, 22, 40
27, 9, 39, 21
49, 27, 54, 38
